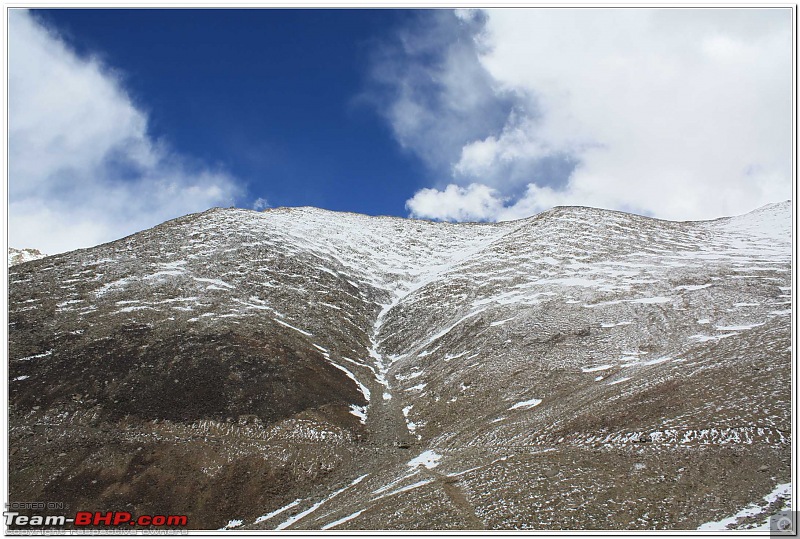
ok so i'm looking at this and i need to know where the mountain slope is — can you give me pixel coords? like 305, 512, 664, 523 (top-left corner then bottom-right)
7, 201, 792, 530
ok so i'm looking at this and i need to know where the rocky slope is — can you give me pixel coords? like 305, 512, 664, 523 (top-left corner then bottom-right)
7, 201, 793, 530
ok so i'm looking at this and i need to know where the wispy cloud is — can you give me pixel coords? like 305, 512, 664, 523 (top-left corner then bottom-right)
252, 197, 270, 211
9, 9, 245, 254
377, 8, 792, 222
365, 10, 518, 179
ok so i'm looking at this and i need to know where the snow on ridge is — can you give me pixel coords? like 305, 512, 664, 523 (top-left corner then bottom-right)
713, 200, 791, 244
328, 360, 370, 403
239, 204, 512, 298
8, 247, 46, 266
160, 201, 790, 336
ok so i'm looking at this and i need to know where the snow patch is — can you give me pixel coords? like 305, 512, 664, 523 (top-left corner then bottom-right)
407, 450, 442, 469
395, 370, 424, 381
254, 499, 301, 524
697, 483, 792, 530
601, 321, 632, 328
273, 318, 313, 336
16, 350, 53, 361
378, 479, 434, 499
349, 405, 367, 425
490, 316, 516, 327
509, 398, 542, 410
327, 360, 370, 402
629, 296, 672, 304
422, 308, 487, 347
674, 284, 711, 291
642, 356, 671, 366
715, 322, 764, 331
193, 277, 234, 289
220, 519, 243, 530
582, 364, 613, 373
443, 351, 468, 361
321, 510, 365, 530
402, 405, 416, 433
689, 333, 740, 343
274, 474, 368, 530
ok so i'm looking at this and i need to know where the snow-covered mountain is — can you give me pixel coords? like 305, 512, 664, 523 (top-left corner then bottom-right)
8, 201, 792, 530
8, 247, 46, 266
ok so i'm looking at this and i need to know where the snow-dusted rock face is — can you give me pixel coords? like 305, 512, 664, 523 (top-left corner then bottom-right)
8, 201, 792, 530
8, 247, 46, 266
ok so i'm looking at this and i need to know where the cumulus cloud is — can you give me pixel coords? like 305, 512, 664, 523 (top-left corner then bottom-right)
406, 183, 505, 221
8, 9, 244, 254
379, 8, 792, 222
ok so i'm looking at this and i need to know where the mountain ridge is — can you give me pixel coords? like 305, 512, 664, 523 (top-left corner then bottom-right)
7, 200, 792, 530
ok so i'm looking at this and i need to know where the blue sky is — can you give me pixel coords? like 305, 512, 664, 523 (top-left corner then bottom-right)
29, 8, 427, 215
8, 8, 793, 254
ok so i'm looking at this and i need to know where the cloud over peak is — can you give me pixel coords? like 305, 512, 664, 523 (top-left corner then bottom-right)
379, 8, 792, 222
406, 183, 505, 222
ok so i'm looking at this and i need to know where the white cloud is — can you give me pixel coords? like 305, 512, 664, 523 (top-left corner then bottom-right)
366, 11, 515, 178
381, 9, 792, 222
8, 10, 244, 254
406, 183, 505, 221
252, 197, 270, 211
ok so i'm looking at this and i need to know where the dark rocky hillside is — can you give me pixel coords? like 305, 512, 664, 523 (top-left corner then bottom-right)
7, 201, 792, 530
